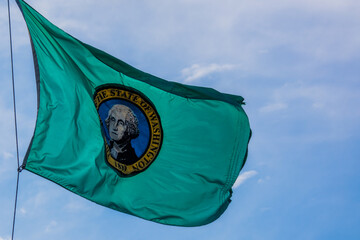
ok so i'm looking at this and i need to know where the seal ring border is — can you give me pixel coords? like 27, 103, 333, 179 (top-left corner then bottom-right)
94, 85, 163, 176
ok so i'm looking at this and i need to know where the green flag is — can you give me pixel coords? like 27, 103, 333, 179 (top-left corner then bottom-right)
17, 0, 251, 226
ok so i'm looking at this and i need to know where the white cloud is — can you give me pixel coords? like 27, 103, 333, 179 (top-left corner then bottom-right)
262, 82, 360, 118
259, 102, 287, 113
30, 191, 53, 208
0, 3, 31, 52
181, 64, 236, 83
0, 100, 17, 182
2, 152, 14, 160
19, 187, 60, 216
45, 220, 58, 233
63, 199, 88, 212
19, 207, 27, 215
0, 237, 11, 240
0, 87, 36, 182
257, 176, 271, 184
258, 82, 360, 142
6, 0, 360, 80
233, 170, 258, 189
260, 207, 271, 212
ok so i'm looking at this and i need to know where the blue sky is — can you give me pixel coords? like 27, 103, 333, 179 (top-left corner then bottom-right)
1, 0, 360, 239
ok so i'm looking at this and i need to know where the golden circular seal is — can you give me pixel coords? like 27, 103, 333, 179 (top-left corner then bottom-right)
94, 86, 163, 176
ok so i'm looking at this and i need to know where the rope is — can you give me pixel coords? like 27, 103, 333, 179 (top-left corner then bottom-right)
7, 0, 22, 239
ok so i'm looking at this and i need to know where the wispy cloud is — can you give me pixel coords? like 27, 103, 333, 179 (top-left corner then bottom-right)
181, 64, 236, 83
2, 151, 14, 159
0, 236, 11, 240
0, 102, 16, 183
25, 189, 58, 209
63, 199, 89, 212
7, 0, 360, 78
260, 82, 360, 118
258, 82, 360, 141
257, 176, 271, 184
233, 170, 258, 189
45, 220, 58, 233
19, 207, 27, 215
259, 102, 288, 113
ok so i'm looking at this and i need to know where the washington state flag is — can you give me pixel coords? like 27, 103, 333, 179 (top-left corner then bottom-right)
17, 0, 251, 226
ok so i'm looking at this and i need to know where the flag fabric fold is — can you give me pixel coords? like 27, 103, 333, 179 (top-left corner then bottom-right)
17, 0, 251, 226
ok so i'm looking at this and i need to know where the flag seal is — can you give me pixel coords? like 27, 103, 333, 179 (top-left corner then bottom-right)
94, 86, 163, 176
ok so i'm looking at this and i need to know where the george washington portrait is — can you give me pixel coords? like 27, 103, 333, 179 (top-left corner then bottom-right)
105, 104, 140, 165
